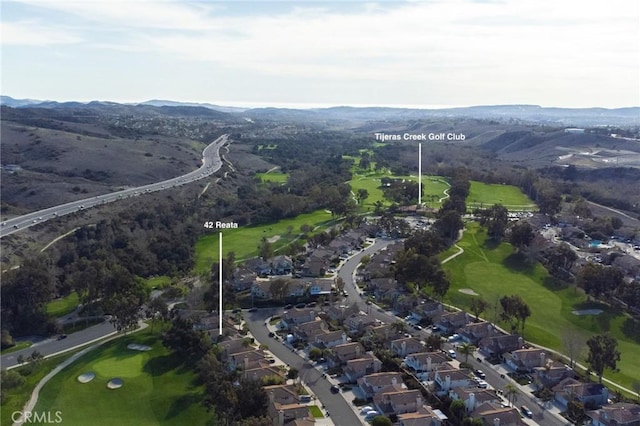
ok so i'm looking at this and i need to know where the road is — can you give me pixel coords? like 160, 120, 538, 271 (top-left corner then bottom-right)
244, 308, 361, 426
0, 320, 117, 369
337, 239, 565, 426
0, 134, 229, 238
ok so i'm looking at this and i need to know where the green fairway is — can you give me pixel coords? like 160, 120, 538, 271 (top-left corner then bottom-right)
34, 331, 212, 426
46, 292, 80, 318
194, 209, 334, 273
348, 173, 450, 211
467, 181, 535, 210
442, 222, 640, 391
256, 170, 289, 184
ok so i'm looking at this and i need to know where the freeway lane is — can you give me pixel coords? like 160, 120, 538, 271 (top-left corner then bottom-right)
0, 134, 229, 238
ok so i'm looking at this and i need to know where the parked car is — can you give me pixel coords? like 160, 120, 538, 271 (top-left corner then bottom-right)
330, 385, 340, 394
521, 406, 533, 418
360, 406, 373, 414
447, 349, 457, 359
474, 369, 486, 379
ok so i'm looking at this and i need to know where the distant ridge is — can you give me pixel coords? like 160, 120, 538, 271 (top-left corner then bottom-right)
1, 96, 638, 127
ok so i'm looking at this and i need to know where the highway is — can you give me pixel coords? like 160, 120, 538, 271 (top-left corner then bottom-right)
0, 134, 229, 238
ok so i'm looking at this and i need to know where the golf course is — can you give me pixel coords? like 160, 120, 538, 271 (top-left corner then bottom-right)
32, 330, 211, 426
441, 222, 640, 391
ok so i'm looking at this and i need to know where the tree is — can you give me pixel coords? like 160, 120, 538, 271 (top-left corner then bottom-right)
576, 263, 623, 299
479, 204, 509, 241
562, 330, 585, 369
504, 382, 519, 407
259, 237, 273, 260
1, 329, 15, 350
309, 347, 323, 361
286, 367, 299, 381
458, 342, 475, 364
468, 298, 488, 321
500, 295, 531, 335
269, 278, 290, 302
335, 276, 346, 294
391, 320, 407, 335
371, 416, 392, 426
509, 221, 535, 250
586, 333, 621, 384
357, 188, 369, 204
435, 210, 464, 241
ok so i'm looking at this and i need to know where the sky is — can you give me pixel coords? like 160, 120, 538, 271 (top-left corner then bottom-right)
1, 0, 639, 109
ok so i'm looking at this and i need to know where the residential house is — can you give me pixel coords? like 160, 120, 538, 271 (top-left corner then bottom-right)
301, 257, 330, 277
270, 255, 293, 275
251, 281, 273, 300
410, 301, 445, 323
505, 348, 548, 373
390, 337, 424, 357
449, 387, 501, 413
435, 311, 472, 334
479, 334, 523, 357
470, 402, 527, 426
243, 365, 285, 382
344, 312, 378, 335
267, 400, 314, 426
227, 349, 270, 372
280, 309, 317, 330
434, 367, 474, 392
264, 384, 302, 406
232, 265, 257, 291
290, 319, 326, 343
534, 359, 574, 388
398, 405, 444, 426
308, 279, 333, 296
367, 278, 400, 301
358, 372, 404, 399
374, 388, 424, 417
553, 378, 609, 408
286, 280, 308, 298
313, 330, 348, 349
343, 353, 382, 383
326, 342, 364, 368
459, 322, 500, 345
192, 314, 218, 332
244, 257, 272, 277
404, 351, 450, 380
218, 338, 251, 360
587, 403, 640, 426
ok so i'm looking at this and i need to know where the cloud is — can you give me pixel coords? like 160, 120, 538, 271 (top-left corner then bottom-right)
1, 20, 81, 45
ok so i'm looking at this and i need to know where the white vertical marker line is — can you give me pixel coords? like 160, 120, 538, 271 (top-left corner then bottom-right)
418, 142, 422, 206
219, 231, 223, 335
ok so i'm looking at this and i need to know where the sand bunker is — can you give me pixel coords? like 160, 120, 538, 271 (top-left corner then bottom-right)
572, 309, 603, 316
127, 343, 151, 351
459, 288, 479, 296
267, 235, 281, 243
107, 378, 124, 389
77, 372, 95, 383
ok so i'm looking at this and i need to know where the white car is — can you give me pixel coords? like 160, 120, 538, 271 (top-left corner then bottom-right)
364, 411, 379, 419
447, 349, 457, 359
360, 406, 373, 414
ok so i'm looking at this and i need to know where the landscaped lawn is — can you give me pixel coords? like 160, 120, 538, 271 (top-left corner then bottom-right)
34, 330, 212, 426
309, 405, 324, 418
46, 292, 80, 318
467, 181, 535, 210
194, 209, 334, 274
441, 222, 640, 392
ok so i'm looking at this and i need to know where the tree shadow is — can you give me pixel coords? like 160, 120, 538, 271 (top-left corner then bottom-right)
143, 353, 180, 376
621, 318, 640, 343
483, 238, 501, 250
164, 392, 204, 420
502, 253, 535, 274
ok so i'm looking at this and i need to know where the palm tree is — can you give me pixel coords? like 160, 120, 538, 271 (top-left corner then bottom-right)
504, 383, 519, 407
458, 342, 475, 364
